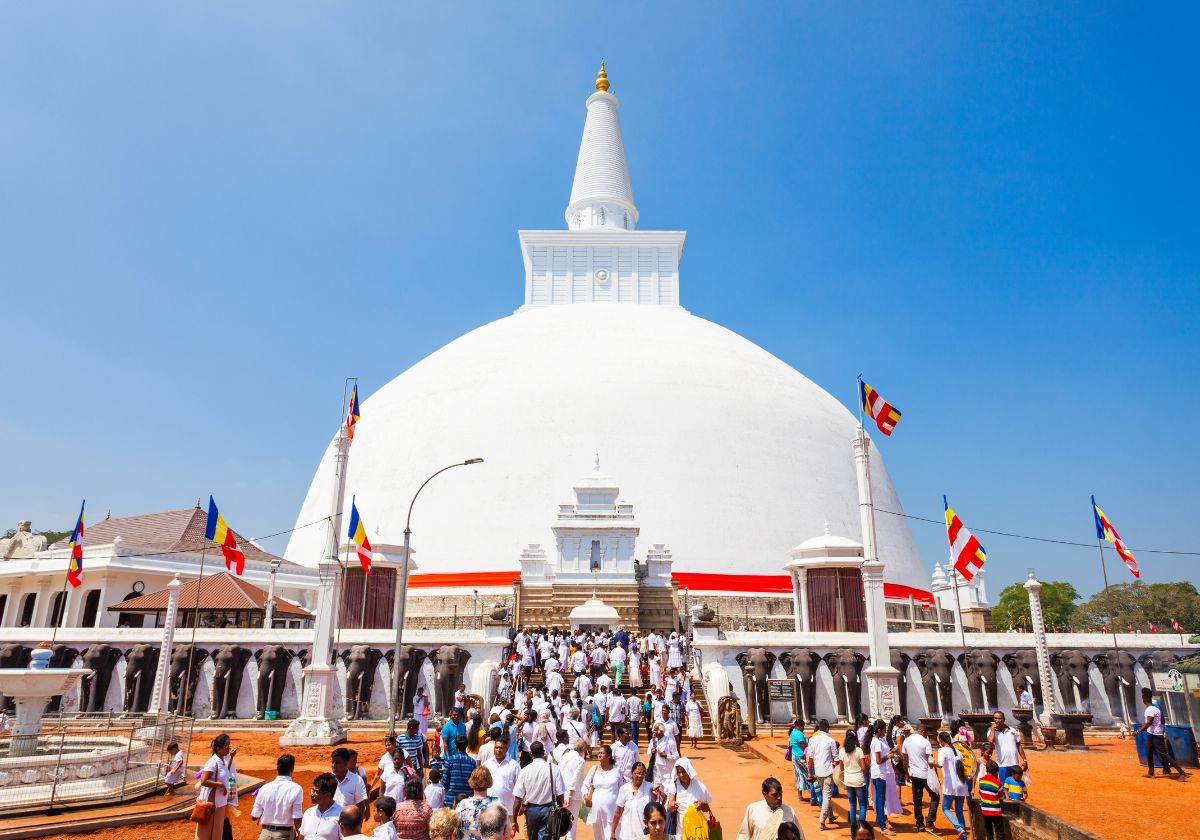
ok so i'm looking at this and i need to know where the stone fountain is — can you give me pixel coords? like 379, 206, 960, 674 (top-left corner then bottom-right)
0, 646, 91, 757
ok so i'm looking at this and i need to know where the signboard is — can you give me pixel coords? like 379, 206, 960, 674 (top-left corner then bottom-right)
769, 680, 794, 701
1152, 669, 1185, 693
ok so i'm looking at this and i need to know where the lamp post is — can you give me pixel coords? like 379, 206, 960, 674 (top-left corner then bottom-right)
264, 558, 281, 630
388, 458, 484, 737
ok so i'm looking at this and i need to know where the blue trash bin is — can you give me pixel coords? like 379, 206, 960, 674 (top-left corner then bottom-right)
1165, 725, 1198, 768
1136, 730, 1150, 766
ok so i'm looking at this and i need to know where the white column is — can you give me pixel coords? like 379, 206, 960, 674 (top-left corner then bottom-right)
1024, 573, 1057, 718
853, 428, 900, 719
281, 429, 351, 747
148, 574, 182, 715
790, 571, 803, 632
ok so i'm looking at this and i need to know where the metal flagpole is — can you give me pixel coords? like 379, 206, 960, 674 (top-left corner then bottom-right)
49, 501, 85, 647
180, 545, 209, 719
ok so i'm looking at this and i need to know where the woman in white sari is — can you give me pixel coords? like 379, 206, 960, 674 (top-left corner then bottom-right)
611, 761, 654, 840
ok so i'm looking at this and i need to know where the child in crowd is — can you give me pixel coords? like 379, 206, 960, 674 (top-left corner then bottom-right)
373, 794, 399, 840
977, 760, 1005, 840
162, 741, 184, 795
1003, 766, 1027, 801
348, 748, 369, 785
424, 767, 446, 809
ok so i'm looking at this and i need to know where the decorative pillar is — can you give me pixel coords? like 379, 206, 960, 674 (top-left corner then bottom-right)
1024, 572, 1058, 718
854, 428, 901, 719
147, 573, 182, 715
790, 571, 803, 632
281, 429, 351, 747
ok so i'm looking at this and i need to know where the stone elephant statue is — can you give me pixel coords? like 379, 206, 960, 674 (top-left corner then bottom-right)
735, 648, 777, 723
890, 649, 911, 719
778, 648, 820, 722
46, 645, 81, 712
342, 646, 383, 720
914, 648, 955, 719
958, 650, 1001, 712
0, 644, 33, 712
210, 644, 252, 719
385, 646, 428, 717
1092, 649, 1138, 722
430, 645, 471, 716
823, 648, 866, 722
254, 645, 295, 719
123, 644, 160, 713
80, 644, 122, 712
1140, 650, 1180, 677
1002, 650, 1043, 706
168, 645, 208, 714
1050, 649, 1091, 712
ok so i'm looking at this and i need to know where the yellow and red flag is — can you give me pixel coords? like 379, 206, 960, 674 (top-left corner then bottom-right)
1092, 496, 1139, 578
205, 495, 245, 575
861, 381, 902, 436
346, 385, 361, 440
347, 496, 372, 574
67, 501, 85, 588
944, 495, 987, 582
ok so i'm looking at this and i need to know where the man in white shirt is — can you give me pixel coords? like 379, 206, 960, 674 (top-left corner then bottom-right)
806, 720, 839, 830
901, 723, 938, 831
337, 806, 371, 840
545, 667, 564, 696
1137, 687, 1187, 777
574, 672, 593, 699
483, 736, 521, 812
570, 648, 588, 675
658, 704, 679, 743
610, 645, 628, 688
608, 692, 629, 728
556, 739, 588, 840
252, 754, 305, 840
988, 711, 1029, 787
330, 748, 368, 808
735, 778, 797, 840
611, 726, 639, 783
512, 742, 565, 840
300, 773, 343, 840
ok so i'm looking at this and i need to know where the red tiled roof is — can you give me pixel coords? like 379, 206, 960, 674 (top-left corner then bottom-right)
107, 571, 311, 617
50, 507, 288, 567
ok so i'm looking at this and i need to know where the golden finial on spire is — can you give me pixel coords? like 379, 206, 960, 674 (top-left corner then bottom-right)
595, 60, 610, 92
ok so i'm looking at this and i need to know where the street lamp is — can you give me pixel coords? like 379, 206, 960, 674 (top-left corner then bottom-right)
264, 558, 281, 630
388, 458, 484, 736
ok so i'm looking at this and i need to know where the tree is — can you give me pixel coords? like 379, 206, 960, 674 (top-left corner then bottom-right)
990, 580, 1080, 631
1073, 581, 1200, 633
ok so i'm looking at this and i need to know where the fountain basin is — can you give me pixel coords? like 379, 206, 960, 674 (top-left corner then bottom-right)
0, 669, 91, 757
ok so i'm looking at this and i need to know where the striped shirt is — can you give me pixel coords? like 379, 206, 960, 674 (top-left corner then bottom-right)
443, 751, 477, 804
396, 733, 426, 768
1003, 777, 1026, 801
978, 774, 1003, 816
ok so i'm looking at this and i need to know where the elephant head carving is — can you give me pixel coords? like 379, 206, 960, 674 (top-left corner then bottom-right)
823, 648, 866, 722
1002, 650, 1042, 706
122, 644, 160, 712
1050, 649, 1091, 712
778, 648, 820, 722
385, 646, 428, 716
1140, 650, 1181, 676
342, 646, 383, 720
210, 645, 252, 719
1092, 649, 1137, 722
914, 648, 955, 719
80, 644, 122, 712
735, 648, 777, 723
430, 645, 470, 716
168, 645, 208, 714
958, 650, 1001, 713
254, 645, 295, 719
890, 650, 911, 719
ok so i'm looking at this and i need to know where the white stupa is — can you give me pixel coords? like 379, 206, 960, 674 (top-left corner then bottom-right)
284, 64, 927, 591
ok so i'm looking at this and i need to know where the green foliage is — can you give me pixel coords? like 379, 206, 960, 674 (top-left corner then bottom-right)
1073, 581, 1200, 632
990, 580, 1080, 631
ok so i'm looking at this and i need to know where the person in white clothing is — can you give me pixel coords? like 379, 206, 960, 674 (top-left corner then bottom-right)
934, 731, 969, 840
648, 723, 679, 792
900, 723, 939, 831
735, 778, 796, 840
162, 741, 186, 795
610, 761, 654, 840
252, 754, 305, 840
412, 688, 431, 739
331, 748, 368, 808
570, 648, 588, 675
805, 720, 838, 831
666, 635, 683, 670
684, 697, 703, 749
300, 773, 343, 840
481, 737, 521, 813
583, 744, 623, 840
628, 650, 643, 689
197, 735, 234, 840
371, 796, 399, 840
574, 673, 593, 699
1138, 687, 1187, 777
557, 739, 589, 840
611, 726, 639, 782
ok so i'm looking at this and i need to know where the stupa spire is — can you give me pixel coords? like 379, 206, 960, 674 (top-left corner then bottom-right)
566, 61, 638, 231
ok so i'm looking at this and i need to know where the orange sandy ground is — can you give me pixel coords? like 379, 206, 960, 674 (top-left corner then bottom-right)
29, 730, 1194, 840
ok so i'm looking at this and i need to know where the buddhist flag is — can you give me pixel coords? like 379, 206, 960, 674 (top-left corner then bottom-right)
1148, 620, 1158, 634
944, 495, 987, 582
1172, 618, 1185, 633
346, 385, 361, 440
205, 495, 246, 575
67, 500, 85, 588
1092, 496, 1139, 578
861, 381, 902, 436
347, 496, 372, 574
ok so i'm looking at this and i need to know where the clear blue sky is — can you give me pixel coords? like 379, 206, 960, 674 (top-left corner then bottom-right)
2, 4, 1197, 599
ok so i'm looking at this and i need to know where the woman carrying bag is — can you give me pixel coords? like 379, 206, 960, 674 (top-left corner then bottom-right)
193, 733, 234, 840
665, 757, 712, 838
